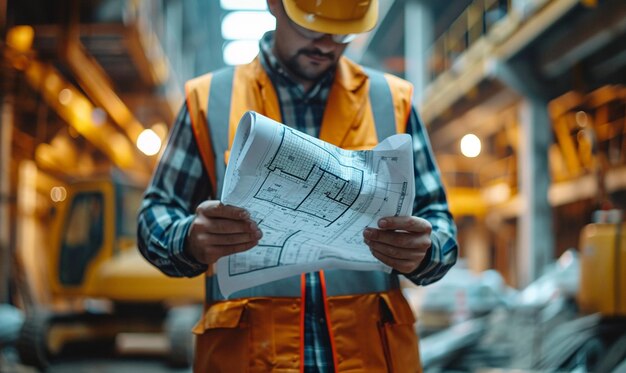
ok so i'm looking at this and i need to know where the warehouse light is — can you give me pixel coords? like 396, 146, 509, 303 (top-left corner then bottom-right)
575, 111, 588, 127
220, 0, 267, 10
221, 11, 275, 40
58, 88, 73, 106
481, 183, 510, 205
224, 40, 260, 65
50, 186, 67, 202
460, 133, 481, 158
136, 129, 162, 156
6, 25, 34, 53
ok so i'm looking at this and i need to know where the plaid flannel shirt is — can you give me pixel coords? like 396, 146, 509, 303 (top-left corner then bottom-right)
137, 32, 458, 372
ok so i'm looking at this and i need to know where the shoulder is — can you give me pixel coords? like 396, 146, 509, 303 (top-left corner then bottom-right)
184, 58, 263, 94
366, 67, 413, 97
383, 73, 413, 100
341, 57, 413, 97
185, 71, 213, 93
184, 66, 235, 93
345, 60, 414, 123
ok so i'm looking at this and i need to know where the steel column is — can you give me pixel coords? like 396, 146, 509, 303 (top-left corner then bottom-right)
492, 60, 554, 287
405, 0, 434, 105
0, 77, 14, 303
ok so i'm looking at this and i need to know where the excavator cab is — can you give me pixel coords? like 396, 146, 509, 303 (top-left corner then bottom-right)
17, 172, 204, 370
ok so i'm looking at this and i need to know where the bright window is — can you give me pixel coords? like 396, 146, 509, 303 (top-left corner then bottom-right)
223, 40, 260, 65
221, 8, 273, 66
220, 0, 267, 10
221, 11, 275, 40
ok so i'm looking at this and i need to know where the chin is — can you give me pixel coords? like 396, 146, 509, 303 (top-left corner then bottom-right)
300, 61, 333, 79
301, 67, 326, 79
287, 56, 334, 82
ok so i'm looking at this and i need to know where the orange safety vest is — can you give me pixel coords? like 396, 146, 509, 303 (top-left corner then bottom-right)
185, 56, 421, 373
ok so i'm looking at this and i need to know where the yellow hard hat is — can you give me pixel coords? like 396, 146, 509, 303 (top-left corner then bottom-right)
282, 0, 379, 35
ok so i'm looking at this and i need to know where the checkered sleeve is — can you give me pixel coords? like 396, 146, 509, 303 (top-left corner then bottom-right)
137, 104, 211, 277
404, 107, 458, 285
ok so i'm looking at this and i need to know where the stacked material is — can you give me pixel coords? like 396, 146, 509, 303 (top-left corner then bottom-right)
418, 250, 626, 372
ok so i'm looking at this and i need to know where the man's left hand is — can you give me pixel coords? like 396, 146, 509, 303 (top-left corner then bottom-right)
363, 216, 432, 274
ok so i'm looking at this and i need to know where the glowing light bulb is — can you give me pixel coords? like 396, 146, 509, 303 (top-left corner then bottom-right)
137, 129, 162, 156
460, 134, 481, 158
50, 186, 67, 202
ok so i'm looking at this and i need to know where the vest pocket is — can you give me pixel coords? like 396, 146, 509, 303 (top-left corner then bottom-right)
193, 298, 303, 372
192, 300, 249, 373
378, 292, 422, 373
327, 291, 420, 372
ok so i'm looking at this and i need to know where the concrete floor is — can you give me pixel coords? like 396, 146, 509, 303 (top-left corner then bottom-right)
1, 335, 192, 373
3, 356, 190, 373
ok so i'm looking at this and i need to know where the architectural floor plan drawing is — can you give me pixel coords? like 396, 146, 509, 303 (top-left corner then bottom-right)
256, 129, 363, 224
217, 111, 415, 296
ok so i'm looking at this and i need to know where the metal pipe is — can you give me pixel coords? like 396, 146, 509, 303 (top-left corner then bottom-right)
0, 68, 15, 303
0, 0, 7, 37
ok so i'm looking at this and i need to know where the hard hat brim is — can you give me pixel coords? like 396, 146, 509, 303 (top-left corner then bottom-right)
282, 0, 378, 35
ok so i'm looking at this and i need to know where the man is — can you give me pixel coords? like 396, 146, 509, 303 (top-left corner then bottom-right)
137, 0, 458, 371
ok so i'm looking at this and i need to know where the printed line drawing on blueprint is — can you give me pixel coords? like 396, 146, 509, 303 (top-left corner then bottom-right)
217, 111, 415, 296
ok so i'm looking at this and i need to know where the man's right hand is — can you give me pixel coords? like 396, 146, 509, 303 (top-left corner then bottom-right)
185, 200, 262, 265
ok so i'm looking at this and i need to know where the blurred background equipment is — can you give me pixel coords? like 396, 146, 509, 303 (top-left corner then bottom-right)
578, 209, 625, 317
14, 170, 204, 370
1, 0, 210, 370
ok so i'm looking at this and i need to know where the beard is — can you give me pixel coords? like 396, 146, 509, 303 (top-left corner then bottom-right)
284, 48, 337, 81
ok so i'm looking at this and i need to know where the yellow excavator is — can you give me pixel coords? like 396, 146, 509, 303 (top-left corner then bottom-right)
15, 171, 204, 370
578, 210, 625, 317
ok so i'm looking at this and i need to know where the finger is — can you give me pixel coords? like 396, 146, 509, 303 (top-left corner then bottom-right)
190, 214, 257, 237
210, 241, 260, 257
363, 228, 431, 250
198, 230, 263, 246
369, 248, 423, 274
196, 200, 251, 220
365, 238, 426, 261
377, 216, 432, 234
203, 217, 259, 234
187, 229, 260, 264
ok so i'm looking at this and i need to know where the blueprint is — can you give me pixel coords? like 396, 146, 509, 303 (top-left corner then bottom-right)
217, 111, 415, 297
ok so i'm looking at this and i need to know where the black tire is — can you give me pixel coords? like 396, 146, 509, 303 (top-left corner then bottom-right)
165, 305, 201, 368
16, 310, 51, 371
567, 337, 605, 372
596, 335, 626, 373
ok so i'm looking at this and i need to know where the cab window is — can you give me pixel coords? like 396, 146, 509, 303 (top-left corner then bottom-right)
59, 192, 104, 285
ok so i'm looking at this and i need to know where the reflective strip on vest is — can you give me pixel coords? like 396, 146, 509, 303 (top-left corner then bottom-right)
206, 270, 400, 300
207, 67, 235, 198
203, 67, 402, 301
363, 67, 396, 142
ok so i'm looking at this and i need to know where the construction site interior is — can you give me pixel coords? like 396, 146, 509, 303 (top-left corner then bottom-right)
1, 0, 625, 372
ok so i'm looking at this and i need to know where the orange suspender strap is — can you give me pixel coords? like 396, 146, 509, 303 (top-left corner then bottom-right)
185, 75, 217, 195
300, 273, 306, 373
319, 270, 340, 373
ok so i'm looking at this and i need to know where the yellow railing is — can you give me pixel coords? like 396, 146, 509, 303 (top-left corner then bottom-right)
548, 85, 626, 182
478, 155, 517, 190
429, 0, 511, 81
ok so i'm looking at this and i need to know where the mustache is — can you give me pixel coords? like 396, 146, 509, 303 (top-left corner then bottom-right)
298, 48, 335, 60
